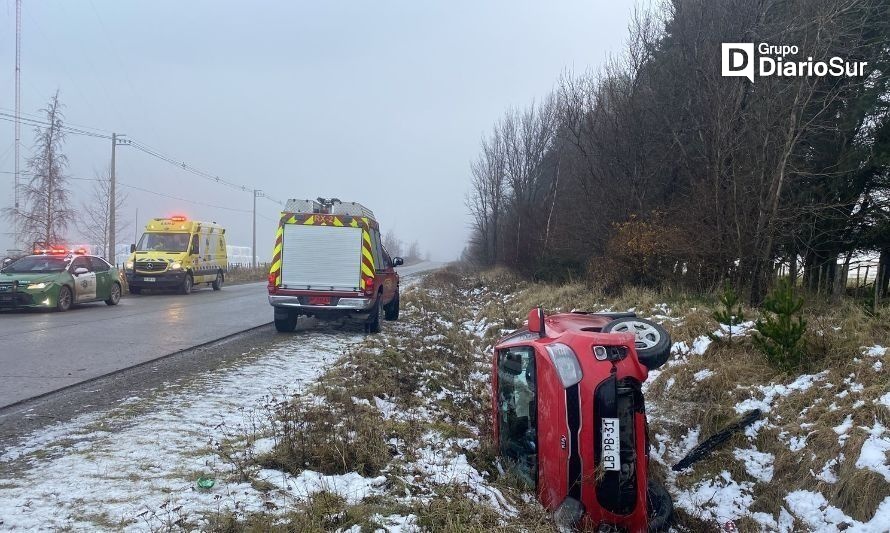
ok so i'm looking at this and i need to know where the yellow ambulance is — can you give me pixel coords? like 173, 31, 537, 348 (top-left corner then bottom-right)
124, 215, 227, 294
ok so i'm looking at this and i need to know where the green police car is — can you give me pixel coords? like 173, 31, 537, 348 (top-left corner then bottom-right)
0, 250, 123, 312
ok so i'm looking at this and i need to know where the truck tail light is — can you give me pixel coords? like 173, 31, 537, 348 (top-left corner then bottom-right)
268, 273, 278, 292
363, 276, 375, 296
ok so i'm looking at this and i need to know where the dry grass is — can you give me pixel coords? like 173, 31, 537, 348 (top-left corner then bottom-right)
226, 266, 888, 530
225, 265, 270, 285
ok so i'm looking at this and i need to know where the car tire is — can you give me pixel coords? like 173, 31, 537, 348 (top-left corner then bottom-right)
56, 285, 72, 312
603, 317, 671, 370
105, 282, 121, 306
129, 286, 142, 295
366, 296, 382, 334
179, 274, 193, 295
212, 271, 223, 291
384, 293, 400, 321
647, 479, 673, 532
274, 313, 298, 332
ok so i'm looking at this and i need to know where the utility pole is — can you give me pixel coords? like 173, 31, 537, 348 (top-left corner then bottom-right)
14, 0, 21, 214
108, 134, 129, 263
252, 190, 264, 269
109, 133, 116, 262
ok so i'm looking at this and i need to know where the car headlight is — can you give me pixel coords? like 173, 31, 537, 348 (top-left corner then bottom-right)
170, 262, 182, 270
27, 282, 48, 290
545, 343, 583, 388
125, 261, 134, 269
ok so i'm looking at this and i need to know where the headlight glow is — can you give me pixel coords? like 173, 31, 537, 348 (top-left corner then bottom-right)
170, 262, 182, 270
125, 261, 134, 269
27, 282, 48, 290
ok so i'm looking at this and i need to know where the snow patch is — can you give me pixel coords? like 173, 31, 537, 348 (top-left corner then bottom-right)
786, 490, 890, 532
733, 448, 774, 482
693, 369, 714, 382
855, 422, 890, 482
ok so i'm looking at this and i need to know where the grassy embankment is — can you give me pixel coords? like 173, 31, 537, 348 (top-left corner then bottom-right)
207, 266, 889, 532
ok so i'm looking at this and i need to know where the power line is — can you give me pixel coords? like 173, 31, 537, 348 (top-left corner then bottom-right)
0, 114, 285, 205
0, 112, 112, 139
9, 172, 256, 215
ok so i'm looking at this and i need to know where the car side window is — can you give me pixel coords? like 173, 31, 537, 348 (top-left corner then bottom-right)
381, 247, 393, 269
89, 257, 110, 272
70, 257, 91, 272
497, 346, 537, 487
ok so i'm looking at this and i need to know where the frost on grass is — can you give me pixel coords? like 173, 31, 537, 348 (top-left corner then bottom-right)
0, 329, 359, 531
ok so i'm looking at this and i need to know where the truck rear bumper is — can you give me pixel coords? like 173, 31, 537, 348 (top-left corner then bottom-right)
269, 295, 372, 311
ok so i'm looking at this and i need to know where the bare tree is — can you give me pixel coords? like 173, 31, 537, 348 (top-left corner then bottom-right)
76, 169, 130, 261
382, 229, 403, 258
3, 90, 73, 247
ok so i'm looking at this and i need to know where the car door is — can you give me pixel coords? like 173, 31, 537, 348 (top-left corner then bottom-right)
496, 345, 538, 487
89, 256, 112, 299
69, 256, 97, 302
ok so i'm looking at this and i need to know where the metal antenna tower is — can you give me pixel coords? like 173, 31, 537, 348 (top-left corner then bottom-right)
14, 0, 22, 213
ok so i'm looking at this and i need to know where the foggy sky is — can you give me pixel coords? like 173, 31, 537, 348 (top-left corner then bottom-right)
1, 1, 632, 261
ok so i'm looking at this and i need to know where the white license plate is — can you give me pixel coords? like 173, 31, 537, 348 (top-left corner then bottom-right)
601, 417, 620, 471
143, 277, 156, 282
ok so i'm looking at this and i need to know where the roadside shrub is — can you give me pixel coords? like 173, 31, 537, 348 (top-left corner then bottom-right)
708, 284, 746, 344
260, 396, 391, 477
753, 280, 808, 372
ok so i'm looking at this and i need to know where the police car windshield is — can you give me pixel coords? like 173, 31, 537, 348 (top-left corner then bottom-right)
4, 256, 69, 273
136, 232, 190, 252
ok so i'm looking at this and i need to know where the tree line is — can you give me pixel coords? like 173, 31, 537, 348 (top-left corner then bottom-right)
466, 0, 890, 304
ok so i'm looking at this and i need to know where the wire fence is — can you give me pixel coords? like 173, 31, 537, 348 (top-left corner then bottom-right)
776, 258, 888, 310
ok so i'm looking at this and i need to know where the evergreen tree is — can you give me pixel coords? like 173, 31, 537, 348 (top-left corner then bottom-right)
710, 284, 745, 344
753, 281, 808, 372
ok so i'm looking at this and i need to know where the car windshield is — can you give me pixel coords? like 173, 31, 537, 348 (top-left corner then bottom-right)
136, 232, 190, 252
3, 256, 69, 273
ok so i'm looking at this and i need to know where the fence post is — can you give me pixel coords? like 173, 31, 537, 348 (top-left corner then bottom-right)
875, 265, 881, 314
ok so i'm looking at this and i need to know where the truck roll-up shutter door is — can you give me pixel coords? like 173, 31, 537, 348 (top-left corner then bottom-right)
280, 224, 363, 291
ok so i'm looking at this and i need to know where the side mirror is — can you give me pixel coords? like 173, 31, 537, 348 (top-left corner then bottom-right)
527, 307, 546, 338
130, 244, 136, 253
74, 267, 89, 276
393, 257, 404, 266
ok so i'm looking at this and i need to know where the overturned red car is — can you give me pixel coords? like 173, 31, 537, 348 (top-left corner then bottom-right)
492, 308, 673, 532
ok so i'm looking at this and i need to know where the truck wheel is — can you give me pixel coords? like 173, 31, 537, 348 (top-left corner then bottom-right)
129, 286, 142, 295
603, 317, 671, 370
366, 297, 382, 334
56, 286, 72, 312
384, 293, 400, 321
274, 313, 298, 332
212, 271, 223, 291
105, 283, 121, 306
179, 274, 193, 295
647, 479, 673, 532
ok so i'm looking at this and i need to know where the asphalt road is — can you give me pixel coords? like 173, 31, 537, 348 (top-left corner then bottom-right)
0, 261, 442, 408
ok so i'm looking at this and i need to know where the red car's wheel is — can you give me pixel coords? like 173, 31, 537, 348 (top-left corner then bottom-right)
603, 317, 671, 370
647, 479, 673, 531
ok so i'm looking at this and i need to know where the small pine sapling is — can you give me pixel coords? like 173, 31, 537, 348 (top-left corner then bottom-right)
710, 284, 745, 344
753, 280, 808, 372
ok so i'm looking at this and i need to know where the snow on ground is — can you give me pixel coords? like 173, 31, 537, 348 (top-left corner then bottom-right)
856, 422, 890, 483
785, 491, 890, 532
649, 319, 890, 531
734, 371, 827, 414
0, 327, 362, 531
